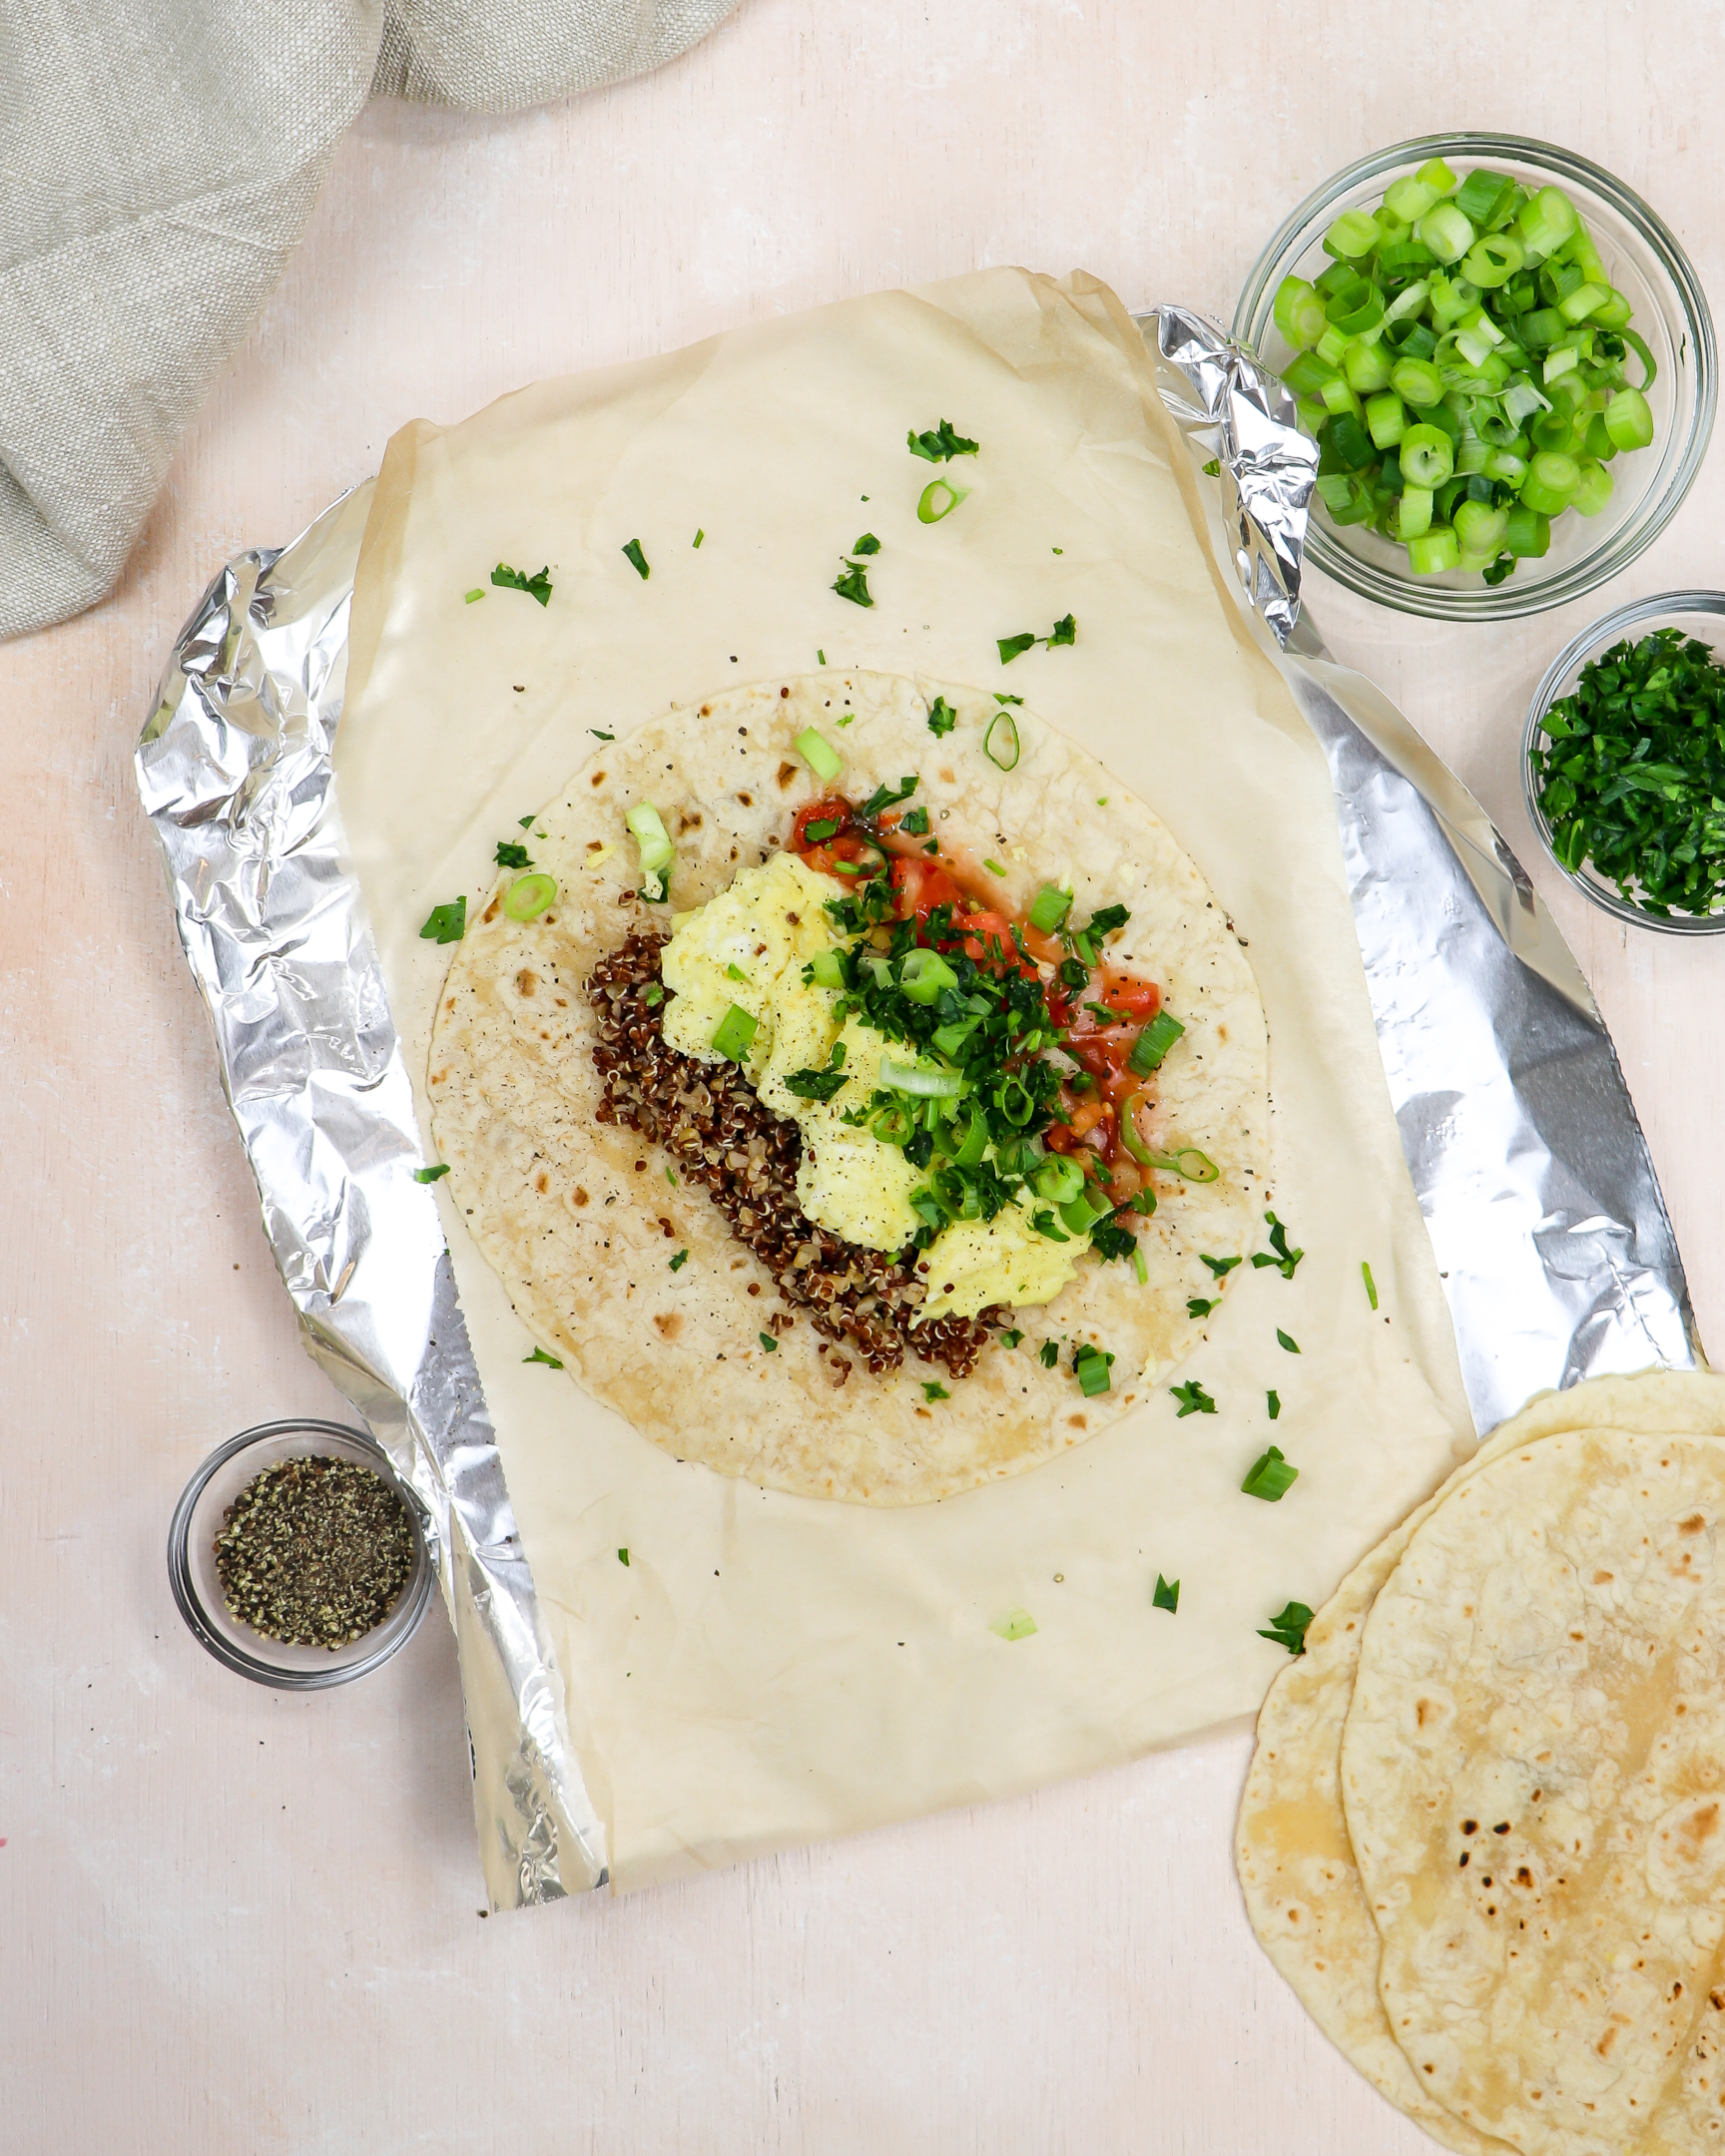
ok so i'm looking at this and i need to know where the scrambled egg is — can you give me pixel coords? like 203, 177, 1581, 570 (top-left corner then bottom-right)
659, 850, 1079, 1314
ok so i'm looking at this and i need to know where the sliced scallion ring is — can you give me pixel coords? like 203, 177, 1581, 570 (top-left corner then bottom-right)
916, 478, 970, 524
878, 1054, 964, 1099
899, 948, 959, 1003
503, 871, 558, 921
982, 710, 1020, 771
711, 1003, 759, 1064
625, 802, 674, 899
794, 727, 843, 784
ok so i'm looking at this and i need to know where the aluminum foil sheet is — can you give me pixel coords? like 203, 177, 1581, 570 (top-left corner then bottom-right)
137, 482, 606, 1907
137, 308, 1699, 1909
1147, 303, 1703, 1431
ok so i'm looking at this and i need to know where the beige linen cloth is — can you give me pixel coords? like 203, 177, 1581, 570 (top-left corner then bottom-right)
0, 0, 738, 642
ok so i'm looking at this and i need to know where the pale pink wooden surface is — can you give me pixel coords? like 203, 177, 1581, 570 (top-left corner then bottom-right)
5, 3, 1722, 2148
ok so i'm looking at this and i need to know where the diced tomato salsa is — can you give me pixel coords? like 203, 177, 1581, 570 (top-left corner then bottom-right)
790, 795, 1162, 1173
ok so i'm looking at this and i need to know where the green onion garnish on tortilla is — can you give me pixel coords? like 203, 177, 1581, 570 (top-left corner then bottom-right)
907, 418, 978, 463
878, 1052, 964, 1098
1074, 1343, 1114, 1396
1153, 1574, 1180, 1614
806, 949, 846, 989
1171, 1380, 1216, 1416
420, 896, 467, 943
1027, 884, 1072, 933
1258, 1600, 1314, 1656
413, 1164, 451, 1183
503, 872, 557, 921
1242, 1445, 1299, 1501
917, 478, 969, 523
622, 538, 650, 580
982, 711, 1020, 770
1267, 1388, 1281, 1420
990, 1606, 1037, 1641
491, 562, 551, 605
1127, 1011, 1185, 1076
712, 1004, 759, 1063
1363, 1261, 1379, 1310
464, 587, 484, 603
625, 802, 674, 899
693, 529, 704, 548
795, 727, 843, 783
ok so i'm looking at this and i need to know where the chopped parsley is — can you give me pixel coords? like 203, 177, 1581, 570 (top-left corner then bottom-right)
851, 531, 881, 555
622, 538, 650, 580
641, 981, 664, 1007
833, 562, 874, 608
1038, 1340, 1060, 1368
759, 1331, 778, 1353
1267, 1388, 1281, 1420
1001, 1329, 1024, 1348
413, 1164, 451, 1183
922, 1380, 951, 1401
858, 775, 918, 819
1090, 1210, 1139, 1264
907, 418, 979, 463
1277, 1328, 1301, 1354
589, 729, 615, 741
495, 839, 532, 869
997, 616, 1077, 664
1200, 1254, 1241, 1280
1186, 1297, 1217, 1319
491, 562, 552, 606
1259, 1599, 1315, 1656
804, 816, 843, 842
669, 1249, 689, 1271
419, 896, 466, 944
926, 696, 958, 738
1171, 1379, 1216, 1417
900, 805, 930, 835
523, 1347, 564, 1367
1153, 1574, 1180, 1614
994, 692, 1022, 706
1242, 1444, 1299, 1501
784, 1065, 850, 1103
1362, 1261, 1379, 1311
1528, 627, 1725, 915
1252, 1211, 1305, 1280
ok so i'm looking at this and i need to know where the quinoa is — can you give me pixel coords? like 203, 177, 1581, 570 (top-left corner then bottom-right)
588, 931, 999, 1380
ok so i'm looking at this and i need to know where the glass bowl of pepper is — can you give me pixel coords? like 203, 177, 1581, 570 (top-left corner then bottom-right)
167, 1418, 436, 1687
1233, 134, 1715, 620
1522, 589, 1725, 932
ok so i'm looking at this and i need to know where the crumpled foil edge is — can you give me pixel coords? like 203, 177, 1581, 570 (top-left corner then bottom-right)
137, 480, 606, 1907
1146, 303, 1703, 1431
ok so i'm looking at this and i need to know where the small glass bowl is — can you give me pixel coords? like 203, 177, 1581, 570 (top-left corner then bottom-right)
1233, 133, 1715, 620
167, 1418, 435, 1688
1522, 589, 1725, 933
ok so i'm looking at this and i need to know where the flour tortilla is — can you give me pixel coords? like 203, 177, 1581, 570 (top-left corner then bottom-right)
1237, 1372, 1725, 2153
426, 667, 1269, 1504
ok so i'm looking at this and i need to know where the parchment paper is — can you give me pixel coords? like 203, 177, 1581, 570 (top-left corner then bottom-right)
335, 268, 1473, 1891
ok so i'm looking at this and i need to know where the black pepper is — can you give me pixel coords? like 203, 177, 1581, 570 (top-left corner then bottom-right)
214, 1455, 414, 1649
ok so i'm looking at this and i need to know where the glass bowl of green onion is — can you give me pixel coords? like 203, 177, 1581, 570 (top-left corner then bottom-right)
1523, 590, 1725, 931
1234, 134, 1714, 620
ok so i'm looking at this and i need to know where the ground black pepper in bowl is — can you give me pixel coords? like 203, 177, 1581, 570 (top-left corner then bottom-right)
213, 1454, 415, 1649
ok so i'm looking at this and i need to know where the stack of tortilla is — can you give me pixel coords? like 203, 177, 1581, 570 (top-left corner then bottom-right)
1238, 1368, 1725, 2153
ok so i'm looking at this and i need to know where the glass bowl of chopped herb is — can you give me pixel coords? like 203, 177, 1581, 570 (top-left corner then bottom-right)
168, 1418, 436, 1687
1234, 134, 1714, 620
1523, 591, 1725, 929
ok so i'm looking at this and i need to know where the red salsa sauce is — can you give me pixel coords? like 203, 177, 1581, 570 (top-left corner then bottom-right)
789, 795, 1161, 1178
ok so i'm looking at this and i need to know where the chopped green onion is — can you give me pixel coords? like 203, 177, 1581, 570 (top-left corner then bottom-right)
1031, 1155, 1086, 1205
1417, 202, 1474, 265
1153, 1574, 1179, 1614
1604, 385, 1654, 452
464, 587, 484, 603
1132, 1248, 1148, 1285
899, 949, 958, 1003
413, 1163, 451, 1183
1399, 422, 1454, 489
1267, 1388, 1281, 1421
1258, 1599, 1314, 1655
1324, 207, 1382, 260
1074, 1343, 1113, 1396
1277, 1328, 1300, 1354
1571, 458, 1614, 517
982, 711, 1020, 770
618, 1547, 630, 1563
1517, 184, 1578, 260
693, 529, 705, 547
622, 538, 650, 580
917, 478, 969, 523
1407, 526, 1460, 576
1362, 1261, 1379, 1311
1273, 273, 1328, 348
1127, 1010, 1185, 1076
1242, 1444, 1299, 1501
795, 726, 843, 783
419, 896, 466, 943
625, 802, 674, 900
502, 872, 557, 921
712, 1004, 759, 1063
984, 857, 1007, 876
1519, 449, 1580, 515
990, 1606, 1037, 1641
1028, 883, 1073, 933
807, 949, 846, 988
878, 1053, 963, 1098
